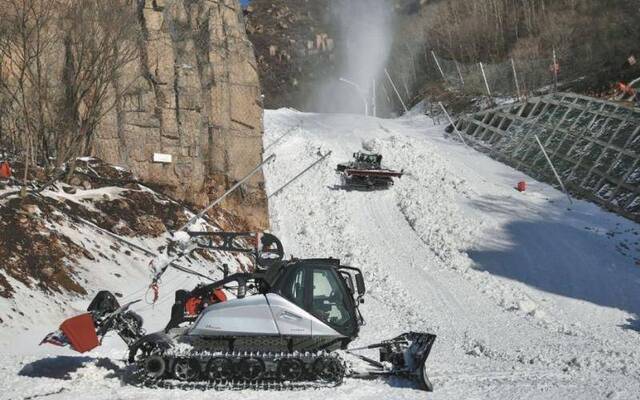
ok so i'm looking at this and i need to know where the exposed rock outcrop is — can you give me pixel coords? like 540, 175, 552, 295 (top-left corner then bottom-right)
0, 158, 251, 306
244, 0, 424, 112
93, 0, 267, 230
245, 0, 338, 110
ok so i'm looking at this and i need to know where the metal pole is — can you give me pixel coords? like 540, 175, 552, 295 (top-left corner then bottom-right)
438, 102, 467, 146
479, 62, 492, 97
74, 216, 216, 283
511, 58, 521, 99
384, 68, 409, 114
178, 154, 276, 231
455, 60, 464, 87
268, 151, 332, 198
431, 50, 446, 82
263, 123, 301, 152
372, 79, 377, 118
534, 134, 573, 205
552, 47, 559, 93
339, 78, 368, 116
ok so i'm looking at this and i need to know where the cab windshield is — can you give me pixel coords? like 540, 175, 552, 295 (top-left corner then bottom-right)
277, 264, 357, 337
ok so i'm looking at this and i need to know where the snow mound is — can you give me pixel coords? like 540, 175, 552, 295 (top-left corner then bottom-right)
384, 136, 476, 269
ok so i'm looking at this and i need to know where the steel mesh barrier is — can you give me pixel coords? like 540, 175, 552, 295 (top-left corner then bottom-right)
454, 92, 640, 221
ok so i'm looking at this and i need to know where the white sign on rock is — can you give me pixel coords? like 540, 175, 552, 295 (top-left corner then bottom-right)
153, 153, 173, 164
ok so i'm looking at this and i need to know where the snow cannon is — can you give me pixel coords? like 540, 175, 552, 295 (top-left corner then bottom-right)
41, 231, 437, 392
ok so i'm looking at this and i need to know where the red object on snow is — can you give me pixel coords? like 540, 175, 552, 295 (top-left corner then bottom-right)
59, 313, 100, 353
517, 181, 527, 192
0, 161, 11, 179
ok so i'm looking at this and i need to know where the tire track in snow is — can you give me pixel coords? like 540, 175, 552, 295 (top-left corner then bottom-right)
363, 191, 466, 322
262, 109, 640, 399
264, 141, 422, 343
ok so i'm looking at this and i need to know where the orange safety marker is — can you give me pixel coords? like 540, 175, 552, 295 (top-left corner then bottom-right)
0, 161, 11, 179
517, 181, 527, 192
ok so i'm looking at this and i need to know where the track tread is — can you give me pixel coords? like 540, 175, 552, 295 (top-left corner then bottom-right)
133, 349, 346, 391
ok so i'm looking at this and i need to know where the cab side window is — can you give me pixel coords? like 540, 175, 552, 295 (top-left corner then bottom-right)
281, 268, 305, 308
311, 269, 351, 330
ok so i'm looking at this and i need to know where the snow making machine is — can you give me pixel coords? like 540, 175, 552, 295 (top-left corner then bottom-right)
336, 152, 403, 190
42, 231, 436, 391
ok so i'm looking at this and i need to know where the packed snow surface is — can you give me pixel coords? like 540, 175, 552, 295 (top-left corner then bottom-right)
2, 109, 640, 399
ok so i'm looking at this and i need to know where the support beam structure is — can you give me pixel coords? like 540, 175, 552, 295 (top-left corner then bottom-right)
452, 92, 640, 222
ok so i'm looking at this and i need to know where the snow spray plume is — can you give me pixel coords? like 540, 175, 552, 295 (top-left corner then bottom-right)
313, 0, 394, 114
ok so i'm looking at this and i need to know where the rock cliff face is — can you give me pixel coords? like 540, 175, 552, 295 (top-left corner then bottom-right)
93, 0, 267, 230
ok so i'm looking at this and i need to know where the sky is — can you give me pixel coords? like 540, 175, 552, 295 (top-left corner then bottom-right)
241, 0, 251, 5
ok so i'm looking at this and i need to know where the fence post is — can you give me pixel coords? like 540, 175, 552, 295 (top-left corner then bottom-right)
438, 102, 468, 146
432, 51, 446, 82
511, 58, 521, 99
455, 60, 464, 87
479, 62, 492, 97
552, 47, 559, 93
534, 134, 573, 205
384, 68, 409, 114
372, 78, 377, 118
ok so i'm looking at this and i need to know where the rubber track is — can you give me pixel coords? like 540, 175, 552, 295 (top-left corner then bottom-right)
132, 349, 346, 391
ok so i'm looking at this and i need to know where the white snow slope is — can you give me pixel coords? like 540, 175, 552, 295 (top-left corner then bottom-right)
2, 109, 640, 400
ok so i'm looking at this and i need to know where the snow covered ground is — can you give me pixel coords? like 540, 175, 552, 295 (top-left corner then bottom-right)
264, 109, 640, 399
2, 109, 640, 399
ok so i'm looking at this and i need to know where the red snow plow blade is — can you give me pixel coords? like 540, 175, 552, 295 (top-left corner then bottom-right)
41, 291, 144, 353
41, 313, 100, 353
344, 168, 404, 178
60, 313, 100, 353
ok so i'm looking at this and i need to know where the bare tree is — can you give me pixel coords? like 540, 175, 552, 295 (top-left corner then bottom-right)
0, 0, 60, 186
55, 0, 141, 174
0, 0, 142, 189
